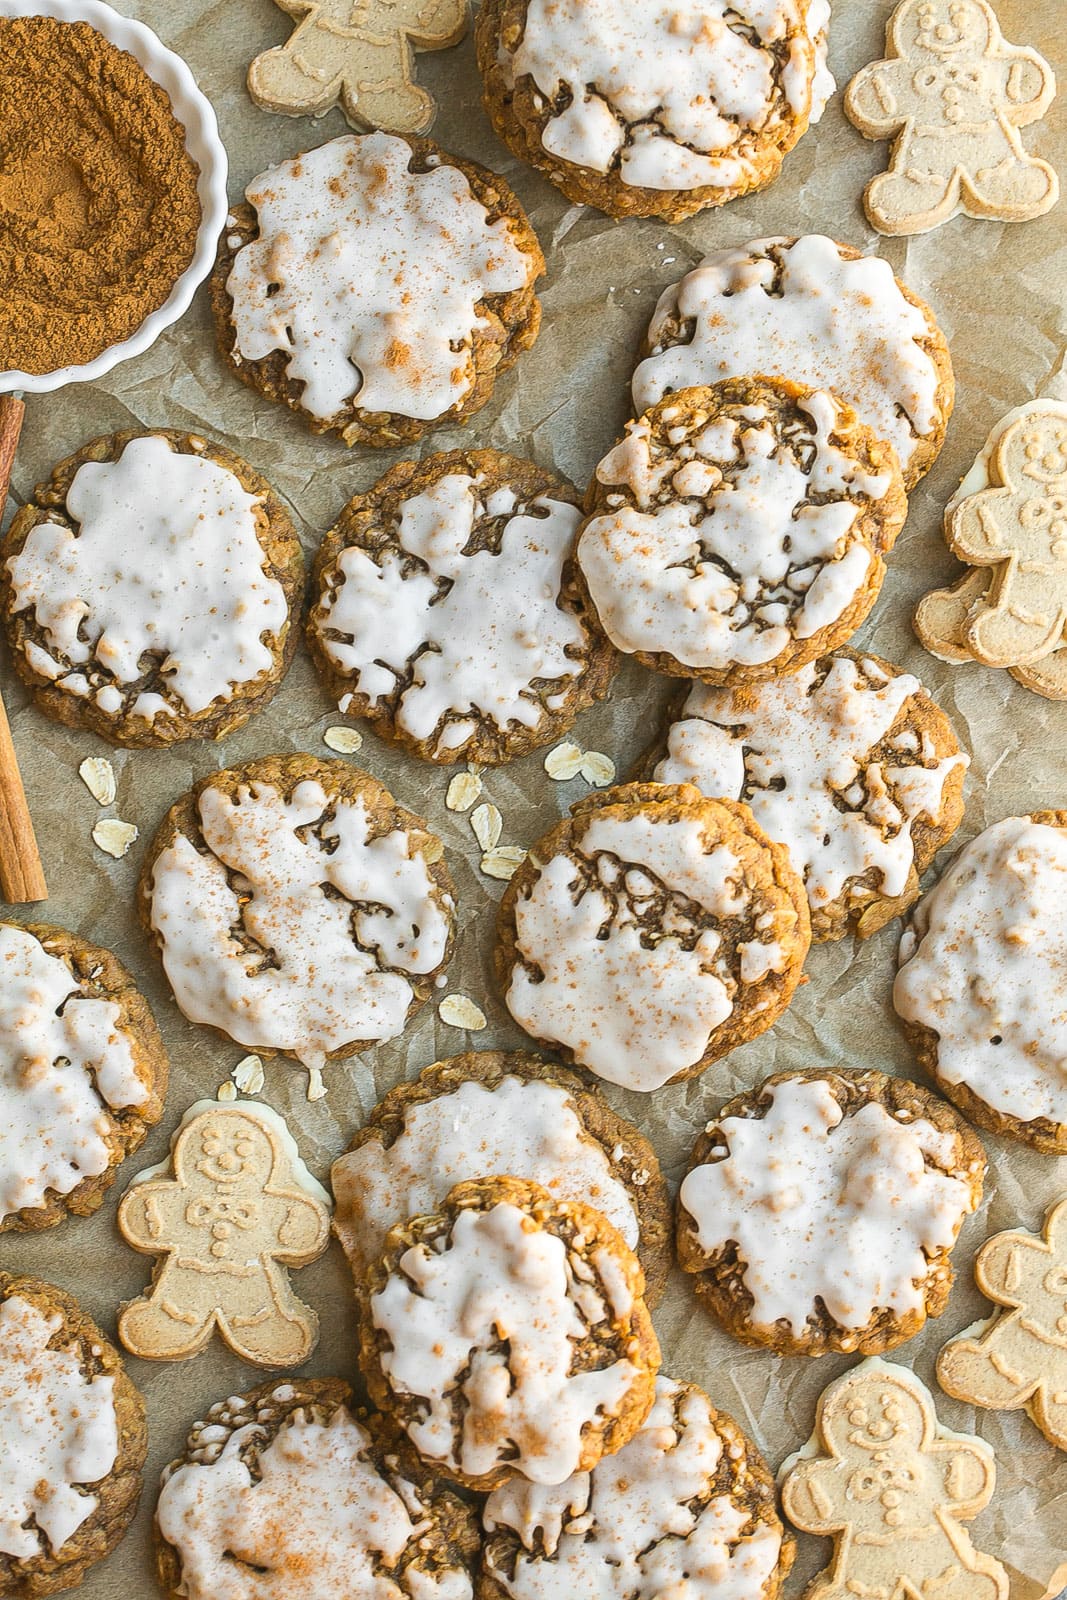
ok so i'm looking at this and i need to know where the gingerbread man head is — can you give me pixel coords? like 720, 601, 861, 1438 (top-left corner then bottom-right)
893, 0, 994, 60
185, 1109, 275, 1191
998, 414, 1067, 565
820, 1371, 940, 1532
1008, 1204, 1067, 1342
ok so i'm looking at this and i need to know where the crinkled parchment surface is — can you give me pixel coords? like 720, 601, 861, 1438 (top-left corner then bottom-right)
2, 2, 1066, 1595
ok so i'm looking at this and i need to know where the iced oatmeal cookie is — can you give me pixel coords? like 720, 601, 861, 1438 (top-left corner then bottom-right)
677, 1068, 986, 1357
0, 922, 167, 1233
575, 381, 907, 683
0, 432, 302, 747
139, 755, 455, 1099
212, 131, 543, 448
155, 1377, 480, 1600
479, 1374, 792, 1600
359, 1176, 660, 1492
0, 1274, 146, 1598
331, 1050, 672, 1304
894, 811, 1067, 1153
644, 649, 968, 941
308, 450, 615, 764
633, 235, 954, 489
476, 0, 833, 222
496, 782, 809, 1092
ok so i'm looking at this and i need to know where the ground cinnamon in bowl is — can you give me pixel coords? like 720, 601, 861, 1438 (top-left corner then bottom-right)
0, 15, 202, 375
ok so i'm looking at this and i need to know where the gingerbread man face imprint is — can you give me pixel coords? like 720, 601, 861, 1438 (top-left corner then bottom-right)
845, 0, 1058, 235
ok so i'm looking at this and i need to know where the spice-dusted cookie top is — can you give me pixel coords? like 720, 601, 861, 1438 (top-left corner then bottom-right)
214, 132, 544, 447
155, 1378, 480, 1600
139, 756, 455, 1099
481, 1374, 792, 1600
496, 782, 809, 1092
359, 1176, 660, 1492
576, 382, 907, 682
650, 650, 968, 941
677, 1069, 985, 1357
308, 450, 615, 764
632, 235, 954, 488
477, 0, 832, 221
0, 923, 167, 1233
894, 812, 1067, 1152
1, 432, 302, 747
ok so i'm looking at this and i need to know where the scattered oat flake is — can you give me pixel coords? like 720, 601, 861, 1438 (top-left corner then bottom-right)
581, 751, 616, 787
470, 803, 502, 852
544, 742, 584, 781
79, 756, 116, 806
233, 1055, 265, 1095
323, 726, 363, 754
446, 771, 482, 811
481, 846, 526, 881
439, 994, 487, 1031
92, 819, 138, 859
216, 1081, 238, 1103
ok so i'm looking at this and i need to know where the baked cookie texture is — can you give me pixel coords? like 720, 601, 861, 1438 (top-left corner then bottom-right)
894, 810, 1067, 1153
676, 1068, 986, 1357
643, 648, 969, 942
155, 1376, 480, 1600
496, 782, 810, 1092
575, 381, 908, 683
0, 431, 303, 747
359, 1175, 660, 1493
0, 1274, 146, 1598
633, 234, 954, 489
138, 755, 455, 1098
308, 449, 616, 764
331, 1049, 673, 1305
479, 1373, 792, 1600
477, 0, 832, 222
0, 922, 167, 1234
212, 131, 543, 448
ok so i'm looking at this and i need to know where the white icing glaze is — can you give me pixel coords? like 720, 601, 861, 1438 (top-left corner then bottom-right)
578, 390, 891, 669
678, 1076, 976, 1335
227, 134, 531, 422
370, 1199, 641, 1485
807, 0, 835, 122
655, 655, 966, 914
483, 1376, 782, 1600
0, 925, 148, 1220
506, 0, 818, 193
0, 1295, 118, 1558
633, 235, 942, 477
157, 1403, 472, 1600
6, 437, 288, 723
894, 816, 1067, 1125
316, 473, 585, 750
506, 809, 787, 1092
331, 1074, 639, 1272
149, 777, 451, 1075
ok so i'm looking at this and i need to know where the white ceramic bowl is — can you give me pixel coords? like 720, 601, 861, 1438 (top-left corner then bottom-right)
0, 0, 228, 394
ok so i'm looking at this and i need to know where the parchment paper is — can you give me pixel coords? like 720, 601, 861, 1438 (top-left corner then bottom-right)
2, 1, 1066, 1594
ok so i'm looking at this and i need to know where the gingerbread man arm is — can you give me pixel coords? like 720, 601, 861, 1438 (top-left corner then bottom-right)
930, 1437, 996, 1519
845, 58, 915, 137
974, 1229, 1048, 1305
1003, 49, 1057, 123
948, 492, 1011, 565
117, 1180, 182, 1255
406, 0, 468, 48
268, 1190, 331, 1261
780, 1456, 846, 1536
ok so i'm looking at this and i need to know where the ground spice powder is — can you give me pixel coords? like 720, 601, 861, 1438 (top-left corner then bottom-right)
0, 17, 202, 375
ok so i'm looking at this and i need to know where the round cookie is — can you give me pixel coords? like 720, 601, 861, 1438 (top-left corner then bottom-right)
359, 1175, 660, 1492
155, 1377, 480, 1600
330, 1050, 673, 1305
308, 449, 616, 764
676, 1068, 986, 1357
0, 922, 167, 1233
496, 782, 810, 1092
476, 0, 831, 222
212, 131, 543, 449
894, 811, 1067, 1154
644, 648, 969, 942
632, 234, 955, 489
575, 381, 907, 683
0, 431, 303, 747
480, 1373, 792, 1600
0, 1274, 146, 1598
138, 755, 455, 1099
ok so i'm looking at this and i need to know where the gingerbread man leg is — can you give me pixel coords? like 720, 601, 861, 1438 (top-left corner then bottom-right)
342, 66, 434, 136
118, 1286, 213, 1361
1030, 1367, 1067, 1451
249, 20, 347, 118
965, 154, 1059, 221
865, 129, 962, 233
968, 569, 1066, 665
940, 1327, 1041, 1410
218, 1267, 318, 1366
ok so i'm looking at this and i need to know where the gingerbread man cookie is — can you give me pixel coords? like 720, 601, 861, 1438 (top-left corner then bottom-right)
938, 1196, 1067, 1454
249, 0, 469, 135
845, 0, 1058, 236
780, 1358, 1009, 1600
117, 1099, 331, 1369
